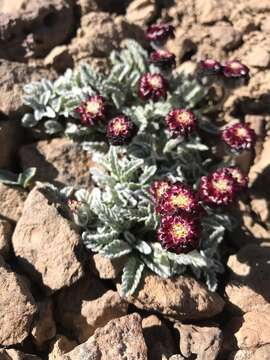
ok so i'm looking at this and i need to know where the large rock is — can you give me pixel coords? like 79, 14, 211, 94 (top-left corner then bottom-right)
174, 323, 223, 360
56, 276, 128, 342
117, 274, 225, 321
0, 255, 37, 345
229, 345, 270, 360
63, 313, 148, 360
225, 244, 270, 313
0, 219, 13, 258
195, 0, 228, 24
0, 60, 56, 117
0, 349, 41, 359
0, 183, 27, 223
31, 298, 56, 349
0, 120, 23, 168
90, 253, 126, 280
49, 335, 77, 360
19, 138, 95, 188
126, 0, 156, 26
12, 185, 85, 293
69, 12, 144, 62
142, 315, 176, 360
0, 0, 75, 61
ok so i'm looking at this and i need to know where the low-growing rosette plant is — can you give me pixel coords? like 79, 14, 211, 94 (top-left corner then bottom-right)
21, 24, 254, 295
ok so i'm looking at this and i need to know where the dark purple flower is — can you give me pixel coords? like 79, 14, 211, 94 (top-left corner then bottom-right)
146, 23, 175, 43
76, 95, 106, 126
222, 61, 249, 78
222, 123, 256, 151
198, 59, 222, 75
107, 115, 138, 146
158, 213, 201, 254
150, 50, 176, 69
138, 73, 168, 102
150, 179, 171, 204
157, 182, 200, 215
199, 168, 238, 207
165, 109, 196, 137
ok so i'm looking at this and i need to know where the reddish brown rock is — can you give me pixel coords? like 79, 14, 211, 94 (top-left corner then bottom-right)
142, 315, 176, 360
0, 120, 23, 168
210, 22, 241, 50
32, 298, 56, 349
57, 275, 128, 342
90, 253, 126, 280
0, 255, 37, 345
174, 322, 223, 360
118, 274, 225, 321
44, 45, 74, 73
0, 183, 27, 223
49, 335, 77, 360
19, 138, 94, 188
63, 313, 148, 360
0, 219, 13, 258
126, 0, 156, 26
229, 345, 270, 360
0, 349, 41, 359
12, 185, 85, 293
0, 0, 75, 61
225, 244, 270, 314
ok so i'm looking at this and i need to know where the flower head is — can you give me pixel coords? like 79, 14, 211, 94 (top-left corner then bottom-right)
157, 182, 200, 215
146, 23, 175, 43
158, 213, 201, 254
107, 115, 138, 146
165, 109, 196, 137
76, 95, 105, 126
198, 59, 221, 75
150, 50, 176, 69
222, 61, 249, 78
150, 179, 171, 204
222, 123, 256, 151
199, 168, 238, 206
139, 73, 168, 102
226, 167, 248, 191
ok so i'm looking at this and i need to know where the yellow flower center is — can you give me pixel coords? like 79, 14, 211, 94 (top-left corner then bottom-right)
230, 62, 241, 70
171, 194, 191, 208
149, 75, 162, 89
156, 183, 170, 199
235, 127, 248, 137
213, 179, 229, 193
86, 100, 101, 115
177, 112, 191, 124
113, 120, 127, 135
171, 222, 188, 240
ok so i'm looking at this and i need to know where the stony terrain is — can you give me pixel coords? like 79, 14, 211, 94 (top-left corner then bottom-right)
0, 0, 270, 359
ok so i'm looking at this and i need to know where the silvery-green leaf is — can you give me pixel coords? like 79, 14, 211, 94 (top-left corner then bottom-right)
101, 239, 132, 259
44, 120, 63, 134
0, 169, 18, 186
17, 168, 36, 188
121, 257, 145, 296
21, 113, 39, 128
134, 240, 152, 255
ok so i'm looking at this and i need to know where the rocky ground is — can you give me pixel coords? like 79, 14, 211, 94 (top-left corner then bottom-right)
0, 0, 270, 359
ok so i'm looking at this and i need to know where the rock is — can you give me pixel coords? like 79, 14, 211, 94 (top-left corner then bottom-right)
209, 22, 241, 50
229, 345, 270, 360
142, 315, 176, 360
0, 255, 37, 345
250, 197, 269, 224
174, 322, 223, 360
126, 0, 156, 26
245, 114, 266, 157
44, 45, 74, 73
90, 253, 125, 279
63, 313, 148, 360
195, 0, 228, 24
0, 219, 13, 258
0, 349, 41, 359
233, 312, 270, 350
0, 60, 56, 117
244, 45, 270, 68
117, 274, 225, 321
0, 0, 75, 61
69, 12, 144, 62
57, 276, 128, 342
31, 298, 56, 349
0, 120, 23, 168
225, 244, 270, 314
0, 183, 27, 223
12, 184, 85, 293
19, 138, 95, 188
49, 335, 77, 360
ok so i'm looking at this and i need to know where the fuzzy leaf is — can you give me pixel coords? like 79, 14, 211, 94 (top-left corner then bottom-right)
121, 257, 145, 296
101, 239, 132, 259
